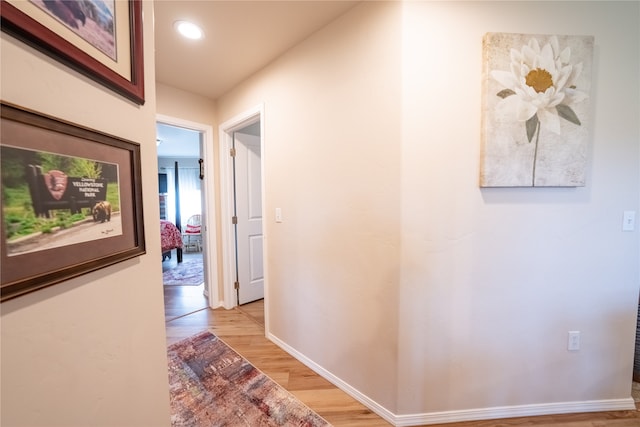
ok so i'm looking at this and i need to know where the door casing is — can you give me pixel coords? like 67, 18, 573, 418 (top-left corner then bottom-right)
234, 129, 264, 305
156, 113, 219, 309
219, 105, 267, 318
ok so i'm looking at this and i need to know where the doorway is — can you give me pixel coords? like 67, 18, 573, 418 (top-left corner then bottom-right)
156, 114, 218, 312
233, 124, 264, 305
219, 105, 267, 319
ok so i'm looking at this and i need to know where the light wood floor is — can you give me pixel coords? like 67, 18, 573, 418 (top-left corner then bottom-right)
164, 289, 640, 426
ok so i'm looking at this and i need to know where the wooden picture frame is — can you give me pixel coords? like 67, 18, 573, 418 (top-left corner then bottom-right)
0, 0, 145, 104
0, 102, 146, 301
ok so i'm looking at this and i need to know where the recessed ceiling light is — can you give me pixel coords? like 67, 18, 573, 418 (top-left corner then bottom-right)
174, 20, 204, 40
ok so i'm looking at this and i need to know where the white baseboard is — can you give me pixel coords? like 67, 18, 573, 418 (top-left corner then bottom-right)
268, 332, 397, 425
267, 332, 636, 427
394, 398, 636, 426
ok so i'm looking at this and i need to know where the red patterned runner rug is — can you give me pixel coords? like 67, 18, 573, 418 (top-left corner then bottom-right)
167, 330, 332, 426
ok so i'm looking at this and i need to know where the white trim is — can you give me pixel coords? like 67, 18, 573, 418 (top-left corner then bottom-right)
218, 104, 266, 321
268, 332, 398, 425
268, 332, 636, 427
156, 114, 220, 309
394, 398, 636, 426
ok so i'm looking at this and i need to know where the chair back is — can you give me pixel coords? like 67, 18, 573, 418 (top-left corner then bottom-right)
184, 214, 201, 234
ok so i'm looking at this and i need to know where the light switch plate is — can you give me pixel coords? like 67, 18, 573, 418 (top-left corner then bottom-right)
623, 211, 636, 231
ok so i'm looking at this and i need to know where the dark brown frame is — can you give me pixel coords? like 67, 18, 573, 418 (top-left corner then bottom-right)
0, 102, 146, 301
0, 0, 145, 104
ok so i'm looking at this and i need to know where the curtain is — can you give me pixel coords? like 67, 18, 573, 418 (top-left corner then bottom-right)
164, 166, 201, 228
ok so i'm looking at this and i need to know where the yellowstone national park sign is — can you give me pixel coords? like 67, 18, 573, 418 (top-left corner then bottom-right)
26, 165, 109, 217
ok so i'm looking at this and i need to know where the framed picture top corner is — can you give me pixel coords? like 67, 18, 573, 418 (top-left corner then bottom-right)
1, 0, 145, 105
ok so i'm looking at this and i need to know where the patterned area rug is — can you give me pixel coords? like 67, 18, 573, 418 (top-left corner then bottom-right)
163, 259, 203, 286
168, 331, 331, 426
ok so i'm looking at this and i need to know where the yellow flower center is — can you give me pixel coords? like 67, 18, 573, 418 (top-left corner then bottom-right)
525, 68, 553, 93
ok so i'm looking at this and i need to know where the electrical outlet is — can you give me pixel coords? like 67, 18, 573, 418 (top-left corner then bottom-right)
568, 331, 580, 351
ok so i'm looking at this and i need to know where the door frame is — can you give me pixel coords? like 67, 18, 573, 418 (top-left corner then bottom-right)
156, 113, 219, 309
219, 104, 266, 312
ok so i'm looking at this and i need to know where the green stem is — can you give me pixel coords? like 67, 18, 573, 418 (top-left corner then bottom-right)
532, 121, 541, 186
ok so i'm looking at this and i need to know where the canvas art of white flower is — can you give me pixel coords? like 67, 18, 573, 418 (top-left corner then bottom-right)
480, 33, 594, 187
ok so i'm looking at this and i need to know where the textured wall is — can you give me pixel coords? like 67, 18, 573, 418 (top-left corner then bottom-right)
207, 0, 639, 422
0, 2, 171, 426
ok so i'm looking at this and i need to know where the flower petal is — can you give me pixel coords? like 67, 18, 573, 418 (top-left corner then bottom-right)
538, 108, 561, 134
510, 48, 522, 63
516, 99, 538, 121
494, 96, 519, 121
522, 44, 538, 66
564, 88, 588, 104
518, 63, 530, 78
546, 91, 565, 108
523, 85, 539, 99
528, 38, 541, 54
567, 62, 583, 87
550, 36, 560, 57
539, 43, 556, 72
491, 70, 519, 89
559, 46, 571, 64
554, 64, 572, 90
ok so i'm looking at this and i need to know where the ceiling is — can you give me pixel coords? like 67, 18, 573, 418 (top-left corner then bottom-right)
154, 1, 359, 100
155, 122, 200, 158
153, 1, 358, 158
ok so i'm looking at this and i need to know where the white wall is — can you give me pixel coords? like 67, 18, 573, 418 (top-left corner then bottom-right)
0, 2, 171, 426
217, 1, 639, 424
217, 1, 403, 411
398, 0, 639, 417
156, 83, 216, 126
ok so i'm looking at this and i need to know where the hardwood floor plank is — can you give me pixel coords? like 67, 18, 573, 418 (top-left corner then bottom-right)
287, 366, 336, 390
237, 298, 266, 325
164, 297, 640, 426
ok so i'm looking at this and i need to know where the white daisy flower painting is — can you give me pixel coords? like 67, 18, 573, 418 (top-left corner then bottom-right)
480, 33, 594, 187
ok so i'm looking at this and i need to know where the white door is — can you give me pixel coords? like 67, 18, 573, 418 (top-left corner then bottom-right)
234, 129, 264, 305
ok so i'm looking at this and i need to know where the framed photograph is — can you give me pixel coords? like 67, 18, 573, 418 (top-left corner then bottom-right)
0, 0, 144, 104
1, 102, 146, 301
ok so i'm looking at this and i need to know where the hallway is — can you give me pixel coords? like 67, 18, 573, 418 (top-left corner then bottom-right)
163, 295, 640, 426
163, 295, 390, 426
